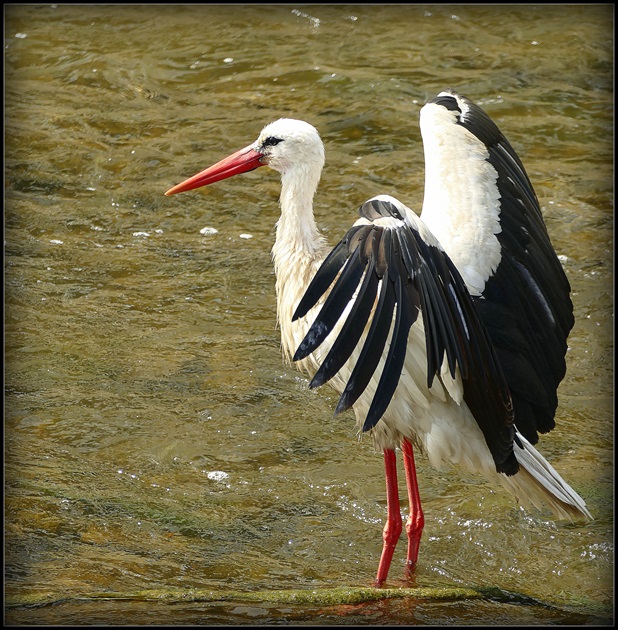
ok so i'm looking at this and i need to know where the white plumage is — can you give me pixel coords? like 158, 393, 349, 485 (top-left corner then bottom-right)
420, 99, 503, 294
165, 89, 591, 585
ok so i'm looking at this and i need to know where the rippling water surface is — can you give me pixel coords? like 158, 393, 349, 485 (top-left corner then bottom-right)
5, 4, 613, 625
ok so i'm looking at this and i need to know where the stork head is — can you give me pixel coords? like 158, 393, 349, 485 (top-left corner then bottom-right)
255, 119, 325, 176
165, 118, 325, 196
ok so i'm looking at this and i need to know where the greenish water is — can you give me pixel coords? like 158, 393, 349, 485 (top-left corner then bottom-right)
5, 4, 613, 625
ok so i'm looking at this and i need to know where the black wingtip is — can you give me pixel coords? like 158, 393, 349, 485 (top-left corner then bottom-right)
309, 371, 325, 389
362, 410, 381, 432
293, 319, 329, 362
333, 387, 355, 415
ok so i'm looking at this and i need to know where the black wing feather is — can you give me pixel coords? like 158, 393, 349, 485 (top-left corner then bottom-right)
292, 225, 365, 323
335, 237, 396, 414
293, 230, 371, 361
309, 255, 379, 388
363, 257, 416, 431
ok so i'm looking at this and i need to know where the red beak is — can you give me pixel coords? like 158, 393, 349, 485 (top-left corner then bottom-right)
165, 144, 265, 196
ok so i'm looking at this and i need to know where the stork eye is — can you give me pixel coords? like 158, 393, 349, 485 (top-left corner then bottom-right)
263, 136, 283, 148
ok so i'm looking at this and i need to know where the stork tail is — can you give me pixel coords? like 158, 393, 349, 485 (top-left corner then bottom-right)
501, 431, 592, 521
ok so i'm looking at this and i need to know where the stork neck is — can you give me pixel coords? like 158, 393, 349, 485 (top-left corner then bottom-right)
274, 166, 324, 257
271, 165, 328, 362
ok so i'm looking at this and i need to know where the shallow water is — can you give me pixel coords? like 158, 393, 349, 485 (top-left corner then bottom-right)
4, 4, 613, 625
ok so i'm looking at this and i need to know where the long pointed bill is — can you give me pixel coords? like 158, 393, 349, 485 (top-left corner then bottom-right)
165, 144, 265, 196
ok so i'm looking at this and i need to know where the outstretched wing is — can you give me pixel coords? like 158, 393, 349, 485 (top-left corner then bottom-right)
421, 90, 574, 444
292, 195, 518, 476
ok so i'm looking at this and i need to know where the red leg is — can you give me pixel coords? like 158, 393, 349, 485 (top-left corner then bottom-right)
401, 438, 424, 573
375, 448, 402, 587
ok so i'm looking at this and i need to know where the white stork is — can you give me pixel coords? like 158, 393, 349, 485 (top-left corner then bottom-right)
165, 89, 591, 586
